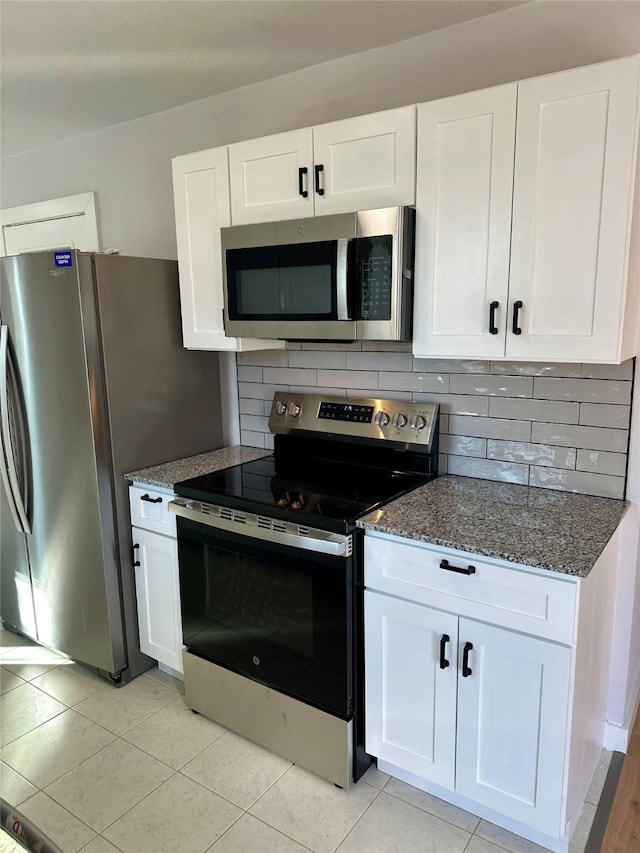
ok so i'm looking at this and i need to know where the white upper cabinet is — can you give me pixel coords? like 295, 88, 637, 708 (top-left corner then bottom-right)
508, 58, 640, 362
413, 85, 517, 358
228, 107, 416, 225
172, 147, 283, 352
414, 56, 640, 362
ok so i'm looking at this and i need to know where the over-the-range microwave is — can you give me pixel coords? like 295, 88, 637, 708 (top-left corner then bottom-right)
221, 206, 415, 342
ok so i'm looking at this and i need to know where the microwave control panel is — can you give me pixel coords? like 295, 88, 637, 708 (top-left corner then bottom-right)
358, 236, 392, 321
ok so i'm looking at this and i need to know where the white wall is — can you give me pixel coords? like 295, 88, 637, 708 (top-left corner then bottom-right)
2, 0, 640, 740
1, 0, 639, 258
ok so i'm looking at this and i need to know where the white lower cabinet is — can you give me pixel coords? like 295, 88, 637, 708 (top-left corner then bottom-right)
361, 529, 620, 853
129, 485, 183, 675
365, 591, 570, 838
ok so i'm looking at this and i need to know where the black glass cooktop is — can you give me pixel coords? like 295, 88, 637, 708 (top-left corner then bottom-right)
174, 454, 430, 532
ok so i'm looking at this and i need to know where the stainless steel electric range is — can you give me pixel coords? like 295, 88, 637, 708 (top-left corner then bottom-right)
170, 392, 439, 788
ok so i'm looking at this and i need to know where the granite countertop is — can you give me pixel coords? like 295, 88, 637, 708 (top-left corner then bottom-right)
124, 445, 271, 489
357, 475, 629, 578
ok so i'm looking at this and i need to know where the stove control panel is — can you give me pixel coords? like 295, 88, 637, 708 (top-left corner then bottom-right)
269, 392, 439, 449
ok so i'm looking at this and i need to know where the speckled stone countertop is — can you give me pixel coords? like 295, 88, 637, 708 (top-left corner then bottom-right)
357, 475, 629, 578
124, 446, 271, 490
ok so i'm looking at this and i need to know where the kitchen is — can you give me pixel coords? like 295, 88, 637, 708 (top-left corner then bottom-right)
1, 1, 640, 852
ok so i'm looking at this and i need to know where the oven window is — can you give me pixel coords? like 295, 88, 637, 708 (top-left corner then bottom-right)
177, 520, 352, 719
226, 240, 338, 320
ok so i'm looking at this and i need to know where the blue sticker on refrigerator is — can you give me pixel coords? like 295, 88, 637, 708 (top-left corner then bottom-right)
54, 251, 73, 267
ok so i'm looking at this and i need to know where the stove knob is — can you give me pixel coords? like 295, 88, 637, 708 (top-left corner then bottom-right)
375, 411, 390, 428
289, 402, 301, 417
393, 412, 408, 429
275, 401, 287, 416
411, 414, 427, 431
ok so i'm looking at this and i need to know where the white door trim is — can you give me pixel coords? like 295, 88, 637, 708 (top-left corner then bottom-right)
0, 191, 100, 255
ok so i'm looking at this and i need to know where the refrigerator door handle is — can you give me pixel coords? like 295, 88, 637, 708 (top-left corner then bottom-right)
0, 325, 31, 534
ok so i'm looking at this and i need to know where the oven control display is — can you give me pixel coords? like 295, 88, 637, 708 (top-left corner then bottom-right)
318, 402, 374, 423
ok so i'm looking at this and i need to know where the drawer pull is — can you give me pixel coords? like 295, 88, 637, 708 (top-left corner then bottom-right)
440, 559, 476, 576
132, 543, 141, 567
439, 634, 450, 669
462, 641, 473, 677
141, 493, 163, 504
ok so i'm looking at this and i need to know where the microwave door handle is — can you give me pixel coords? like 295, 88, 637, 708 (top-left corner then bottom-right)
0, 326, 30, 534
336, 238, 351, 320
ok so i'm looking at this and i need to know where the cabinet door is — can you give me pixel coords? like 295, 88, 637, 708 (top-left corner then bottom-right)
173, 148, 282, 352
132, 526, 183, 674
365, 590, 458, 789
508, 57, 640, 362
456, 619, 571, 837
229, 129, 314, 224
413, 85, 516, 358
313, 107, 416, 216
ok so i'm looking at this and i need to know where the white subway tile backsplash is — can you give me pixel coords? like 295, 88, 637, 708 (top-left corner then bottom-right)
237, 366, 263, 383
579, 403, 631, 428
362, 341, 412, 352
533, 377, 632, 405
240, 430, 265, 448
301, 341, 362, 351
529, 467, 625, 499
448, 456, 529, 485
317, 369, 378, 389
379, 372, 449, 393
448, 416, 532, 441
289, 351, 346, 369
489, 397, 579, 424
413, 358, 490, 374
581, 360, 634, 380
235, 345, 634, 499
413, 393, 489, 416
576, 449, 628, 476
239, 414, 270, 433
239, 398, 265, 416
238, 382, 283, 400
531, 422, 628, 452
490, 361, 581, 377
440, 435, 487, 457
350, 389, 408, 401
487, 440, 576, 469
450, 375, 534, 398
263, 367, 318, 385
237, 350, 289, 367
347, 352, 413, 371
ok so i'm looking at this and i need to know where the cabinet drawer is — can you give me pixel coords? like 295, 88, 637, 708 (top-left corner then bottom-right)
365, 534, 577, 644
129, 485, 176, 536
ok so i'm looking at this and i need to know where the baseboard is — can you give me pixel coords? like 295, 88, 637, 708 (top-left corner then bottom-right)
604, 671, 640, 751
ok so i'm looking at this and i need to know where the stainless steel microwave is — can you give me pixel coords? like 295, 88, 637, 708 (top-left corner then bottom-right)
221, 207, 415, 341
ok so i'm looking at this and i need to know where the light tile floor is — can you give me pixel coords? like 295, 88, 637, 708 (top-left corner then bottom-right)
0, 628, 610, 853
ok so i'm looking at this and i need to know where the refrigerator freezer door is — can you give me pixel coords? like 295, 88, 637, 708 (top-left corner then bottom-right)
0, 253, 123, 674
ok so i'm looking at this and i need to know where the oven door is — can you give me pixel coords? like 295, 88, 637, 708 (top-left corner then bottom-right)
174, 512, 354, 721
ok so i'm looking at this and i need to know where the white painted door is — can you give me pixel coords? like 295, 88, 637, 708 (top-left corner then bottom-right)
456, 618, 571, 837
228, 129, 314, 225
172, 148, 282, 352
413, 85, 517, 358
365, 590, 458, 788
132, 526, 183, 674
313, 107, 416, 216
508, 56, 640, 362
1, 192, 100, 256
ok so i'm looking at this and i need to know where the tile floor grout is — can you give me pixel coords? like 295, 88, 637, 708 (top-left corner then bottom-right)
0, 632, 608, 853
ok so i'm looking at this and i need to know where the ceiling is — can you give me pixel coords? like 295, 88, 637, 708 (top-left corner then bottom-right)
0, 0, 527, 158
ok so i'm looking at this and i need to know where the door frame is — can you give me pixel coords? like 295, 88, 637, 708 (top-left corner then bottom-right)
0, 191, 100, 256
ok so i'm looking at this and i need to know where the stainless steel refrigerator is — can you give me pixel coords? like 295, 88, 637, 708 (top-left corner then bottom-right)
0, 251, 224, 684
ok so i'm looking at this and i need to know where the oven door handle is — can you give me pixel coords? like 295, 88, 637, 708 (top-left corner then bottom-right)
169, 498, 353, 558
